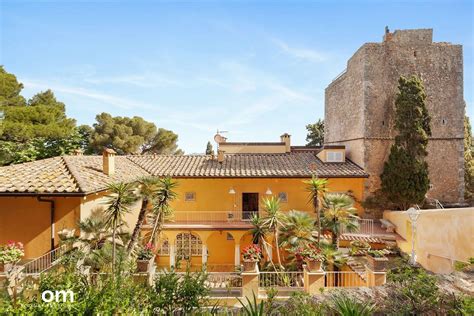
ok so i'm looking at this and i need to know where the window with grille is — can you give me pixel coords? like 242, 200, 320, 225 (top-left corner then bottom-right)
326, 151, 343, 162
176, 233, 202, 259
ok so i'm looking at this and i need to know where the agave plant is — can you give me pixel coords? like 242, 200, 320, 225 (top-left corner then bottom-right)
238, 292, 266, 316
329, 292, 375, 316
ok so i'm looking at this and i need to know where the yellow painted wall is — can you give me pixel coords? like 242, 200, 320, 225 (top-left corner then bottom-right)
0, 196, 81, 259
169, 177, 365, 216
384, 208, 474, 274
81, 192, 142, 233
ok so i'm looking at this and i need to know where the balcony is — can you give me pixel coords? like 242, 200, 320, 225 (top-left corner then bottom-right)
147, 211, 257, 230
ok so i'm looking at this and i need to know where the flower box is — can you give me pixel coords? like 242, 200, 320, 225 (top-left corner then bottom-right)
305, 260, 322, 272
242, 260, 258, 272
137, 259, 152, 272
366, 253, 388, 271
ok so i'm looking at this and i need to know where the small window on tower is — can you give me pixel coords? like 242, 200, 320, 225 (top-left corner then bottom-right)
442, 119, 447, 125
382, 120, 385, 126
414, 51, 417, 57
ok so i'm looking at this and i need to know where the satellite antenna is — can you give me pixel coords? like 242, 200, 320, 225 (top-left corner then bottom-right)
214, 129, 228, 144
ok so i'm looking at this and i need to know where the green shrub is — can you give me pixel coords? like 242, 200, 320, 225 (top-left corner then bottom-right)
328, 292, 375, 316
278, 291, 324, 316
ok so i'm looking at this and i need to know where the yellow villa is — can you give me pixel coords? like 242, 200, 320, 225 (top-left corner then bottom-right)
0, 134, 368, 271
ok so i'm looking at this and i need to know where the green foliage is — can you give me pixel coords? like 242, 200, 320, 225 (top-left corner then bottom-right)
329, 292, 375, 316
381, 76, 432, 210
321, 193, 359, 246
279, 210, 315, 249
304, 176, 328, 244
206, 141, 214, 155
0, 66, 26, 107
153, 269, 210, 314
464, 115, 473, 203
238, 291, 266, 316
90, 112, 182, 155
278, 291, 323, 316
386, 262, 440, 314
305, 119, 324, 147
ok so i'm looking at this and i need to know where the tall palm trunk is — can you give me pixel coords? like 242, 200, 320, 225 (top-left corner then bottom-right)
148, 207, 163, 244
127, 198, 149, 255
112, 220, 117, 277
314, 198, 320, 244
274, 230, 283, 268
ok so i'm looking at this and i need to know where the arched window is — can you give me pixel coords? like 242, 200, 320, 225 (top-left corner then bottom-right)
176, 233, 202, 259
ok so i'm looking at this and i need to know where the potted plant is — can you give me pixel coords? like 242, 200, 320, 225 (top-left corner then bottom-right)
300, 244, 323, 272
242, 244, 262, 272
366, 250, 388, 271
136, 243, 154, 272
350, 240, 370, 254
0, 241, 24, 273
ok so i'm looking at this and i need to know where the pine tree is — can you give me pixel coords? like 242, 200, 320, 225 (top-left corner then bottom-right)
381, 76, 432, 210
305, 119, 324, 146
205, 141, 213, 155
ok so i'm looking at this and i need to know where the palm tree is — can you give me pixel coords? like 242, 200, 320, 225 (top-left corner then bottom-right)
279, 210, 315, 249
304, 176, 328, 244
321, 193, 359, 247
104, 182, 136, 275
261, 196, 286, 268
148, 177, 178, 244
127, 177, 161, 255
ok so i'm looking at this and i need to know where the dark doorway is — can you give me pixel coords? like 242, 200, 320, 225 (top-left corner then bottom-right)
242, 193, 259, 220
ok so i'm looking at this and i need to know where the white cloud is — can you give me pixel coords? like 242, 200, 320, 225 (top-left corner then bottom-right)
84, 74, 180, 88
272, 38, 327, 63
21, 79, 155, 110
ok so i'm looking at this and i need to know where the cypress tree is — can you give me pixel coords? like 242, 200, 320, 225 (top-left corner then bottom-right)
381, 76, 432, 210
205, 141, 213, 155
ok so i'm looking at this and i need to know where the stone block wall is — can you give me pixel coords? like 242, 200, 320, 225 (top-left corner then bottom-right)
325, 28, 465, 205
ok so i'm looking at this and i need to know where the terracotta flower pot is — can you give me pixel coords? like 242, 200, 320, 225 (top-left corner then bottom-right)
243, 260, 257, 272
305, 260, 322, 272
137, 259, 151, 272
366, 254, 388, 271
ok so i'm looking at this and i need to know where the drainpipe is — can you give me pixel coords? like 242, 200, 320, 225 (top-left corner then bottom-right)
38, 197, 55, 251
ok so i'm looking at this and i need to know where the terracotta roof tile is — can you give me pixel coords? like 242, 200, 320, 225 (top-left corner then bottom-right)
0, 157, 79, 193
128, 152, 368, 178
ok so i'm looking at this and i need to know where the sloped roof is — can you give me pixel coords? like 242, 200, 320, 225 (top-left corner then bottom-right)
128, 152, 367, 178
0, 152, 367, 195
0, 157, 80, 194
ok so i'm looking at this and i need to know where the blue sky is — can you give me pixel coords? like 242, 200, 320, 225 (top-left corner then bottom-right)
1, 0, 473, 153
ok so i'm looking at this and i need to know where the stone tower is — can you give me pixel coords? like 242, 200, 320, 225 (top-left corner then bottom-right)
325, 28, 465, 205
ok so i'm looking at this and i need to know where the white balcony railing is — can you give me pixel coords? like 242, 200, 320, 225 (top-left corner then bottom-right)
341, 219, 374, 236
166, 211, 258, 223
23, 244, 69, 275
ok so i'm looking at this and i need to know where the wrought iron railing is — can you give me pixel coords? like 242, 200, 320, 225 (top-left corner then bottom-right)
23, 244, 69, 275
325, 271, 366, 288
259, 271, 304, 288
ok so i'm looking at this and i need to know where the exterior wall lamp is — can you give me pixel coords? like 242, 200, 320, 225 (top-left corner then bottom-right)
228, 187, 236, 195
407, 207, 421, 266
265, 188, 272, 195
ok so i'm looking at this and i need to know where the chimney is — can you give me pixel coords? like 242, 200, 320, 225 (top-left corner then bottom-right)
280, 133, 291, 153
72, 149, 83, 156
103, 148, 116, 175
217, 149, 225, 163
